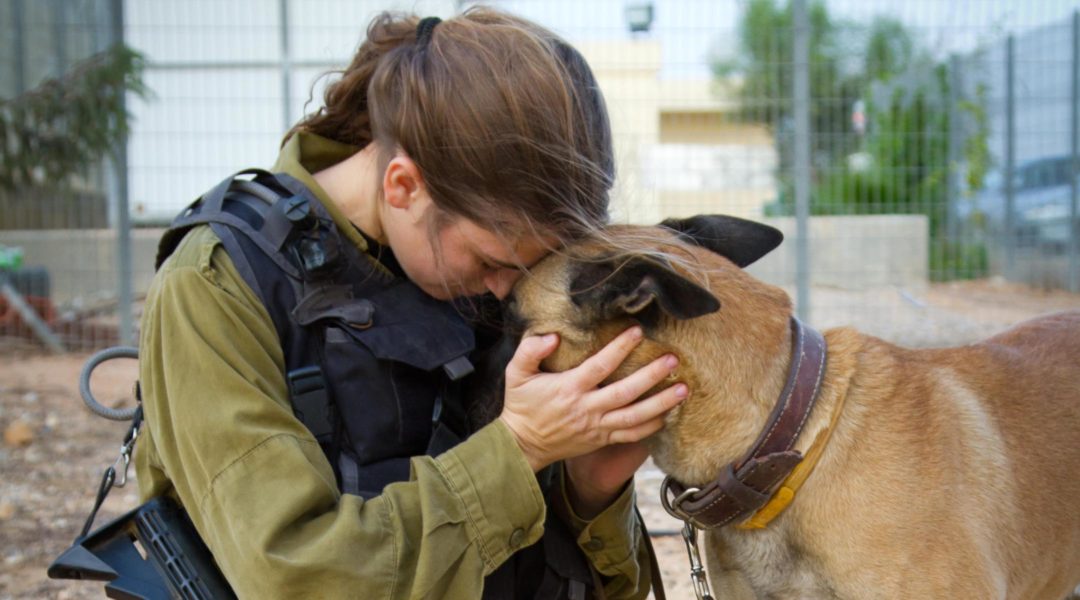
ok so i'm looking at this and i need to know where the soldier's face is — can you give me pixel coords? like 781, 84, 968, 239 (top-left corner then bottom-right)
385, 196, 551, 301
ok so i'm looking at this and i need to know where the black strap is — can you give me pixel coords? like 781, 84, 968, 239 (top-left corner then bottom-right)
636, 505, 667, 600
79, 405, 143, 539
287, 366, 333, 442
166, 171, 351, 443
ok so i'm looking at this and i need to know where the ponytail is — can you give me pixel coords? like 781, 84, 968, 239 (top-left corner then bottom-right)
289, 7, 614, 246
285, 13, 418, 148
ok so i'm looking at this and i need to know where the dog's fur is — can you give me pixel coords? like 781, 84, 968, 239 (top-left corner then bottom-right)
507, 216, 1080, 599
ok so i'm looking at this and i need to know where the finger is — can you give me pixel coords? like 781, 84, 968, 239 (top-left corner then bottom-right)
591, 353, 679, 412
505, 333, 559, 383
608, 415, 667, 444
572, 326, 644, 388
600, 382, 688, 434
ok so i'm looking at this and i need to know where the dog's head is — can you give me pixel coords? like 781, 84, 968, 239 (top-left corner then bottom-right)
508, 215, 795, 482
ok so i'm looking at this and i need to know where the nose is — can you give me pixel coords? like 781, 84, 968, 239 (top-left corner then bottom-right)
484, 269, 524, 300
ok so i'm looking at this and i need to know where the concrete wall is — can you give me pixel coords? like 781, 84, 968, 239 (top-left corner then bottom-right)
749, 215, 930, 292
0, 215, 927, 308
0, 229, 163, 307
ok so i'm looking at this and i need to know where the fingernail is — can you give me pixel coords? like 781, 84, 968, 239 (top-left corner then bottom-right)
675, 384, 688, 398
665, 354, 678, 369
543, 333, 558, 345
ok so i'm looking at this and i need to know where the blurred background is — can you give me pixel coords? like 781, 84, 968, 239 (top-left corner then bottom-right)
1, 1, 1080, 597
2, 0, 1080, 354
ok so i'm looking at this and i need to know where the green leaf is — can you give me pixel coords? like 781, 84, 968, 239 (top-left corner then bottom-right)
0, 44, 151, 191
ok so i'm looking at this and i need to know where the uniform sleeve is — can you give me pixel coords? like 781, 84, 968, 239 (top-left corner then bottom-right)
135, 227, 546, 599
551, 465, 654, 600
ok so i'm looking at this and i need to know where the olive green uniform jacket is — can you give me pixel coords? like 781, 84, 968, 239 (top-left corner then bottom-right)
133, 132, 654, 599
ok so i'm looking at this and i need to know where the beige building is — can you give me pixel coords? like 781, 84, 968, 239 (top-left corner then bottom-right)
579, 40, 777, 224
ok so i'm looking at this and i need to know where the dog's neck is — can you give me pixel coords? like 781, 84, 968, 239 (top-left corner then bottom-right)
655, 316, 843, 532
649, 308, 810, 487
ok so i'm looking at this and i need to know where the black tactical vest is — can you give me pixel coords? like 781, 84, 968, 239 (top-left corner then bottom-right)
156, 170, 597, 600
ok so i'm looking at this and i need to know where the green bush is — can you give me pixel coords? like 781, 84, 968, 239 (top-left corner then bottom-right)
930, 240, 989, 281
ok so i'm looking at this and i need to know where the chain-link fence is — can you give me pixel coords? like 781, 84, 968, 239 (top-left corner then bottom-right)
2, 0, 1079, 355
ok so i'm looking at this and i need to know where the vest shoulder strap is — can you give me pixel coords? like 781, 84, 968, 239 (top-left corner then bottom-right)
157, 169, 340, 445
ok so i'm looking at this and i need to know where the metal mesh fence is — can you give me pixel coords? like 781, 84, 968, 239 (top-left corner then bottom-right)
1, 0, 1079, 354
1, 0, 120, 351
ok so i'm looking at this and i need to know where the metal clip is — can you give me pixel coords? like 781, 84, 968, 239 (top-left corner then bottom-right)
111, 421, 140, 488
680, 521, 715, 600
660, 475, 699, 521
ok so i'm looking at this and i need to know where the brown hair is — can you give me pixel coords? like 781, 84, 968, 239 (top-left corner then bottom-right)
287, 7, 614, 247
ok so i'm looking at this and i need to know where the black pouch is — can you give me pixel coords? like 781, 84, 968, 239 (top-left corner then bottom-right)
48, 496, 235, 600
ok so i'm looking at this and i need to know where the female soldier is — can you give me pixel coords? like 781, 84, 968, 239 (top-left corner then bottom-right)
136, 7, 686, 598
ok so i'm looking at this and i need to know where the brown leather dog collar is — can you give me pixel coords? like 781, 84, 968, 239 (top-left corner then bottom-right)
661, 316, 828, 530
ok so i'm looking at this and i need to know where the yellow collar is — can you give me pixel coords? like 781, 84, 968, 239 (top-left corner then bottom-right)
736, 387, 848, 530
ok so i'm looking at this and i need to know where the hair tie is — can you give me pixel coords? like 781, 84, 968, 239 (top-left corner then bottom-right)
416, 17, 441, 48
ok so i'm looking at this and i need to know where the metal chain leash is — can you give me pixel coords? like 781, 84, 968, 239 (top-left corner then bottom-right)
679, 521, 715, 600
661, 476, 716, 600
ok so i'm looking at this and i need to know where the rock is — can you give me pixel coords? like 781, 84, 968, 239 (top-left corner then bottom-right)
0, 501, 15, 520
22, 391, 38, 403
44, 412, 60, 429
3, 420, 34, 447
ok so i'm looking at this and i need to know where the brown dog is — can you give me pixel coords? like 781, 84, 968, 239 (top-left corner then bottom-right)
508, 215, 1080, 599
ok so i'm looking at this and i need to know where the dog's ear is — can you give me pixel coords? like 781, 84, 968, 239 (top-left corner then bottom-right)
659, 215, 783, 267
570, 256, 720, 324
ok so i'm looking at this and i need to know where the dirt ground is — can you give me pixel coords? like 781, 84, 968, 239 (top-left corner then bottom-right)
1, 279, 1078, 599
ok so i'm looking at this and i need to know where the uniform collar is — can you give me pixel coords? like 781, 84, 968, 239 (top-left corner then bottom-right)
273, 131, 369, 254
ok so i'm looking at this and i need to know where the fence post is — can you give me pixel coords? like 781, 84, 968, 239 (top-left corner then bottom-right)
1068, 10, 1079, 293
13, 0, 26, 94
792, 0, 811, 322
279, 0, 292, 133
109, 0, 134, 346
51, 0, 68, 76
1004, 35, 1016, 281
947, 55, 962, 255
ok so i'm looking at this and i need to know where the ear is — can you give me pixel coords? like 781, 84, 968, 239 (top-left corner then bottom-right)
570, 256, 720, 323
659, 215, 783, 267
383, 154, 425, 212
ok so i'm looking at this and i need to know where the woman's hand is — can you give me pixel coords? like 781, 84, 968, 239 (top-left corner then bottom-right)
498, 326, 687, 474
563, 442, 653, 519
